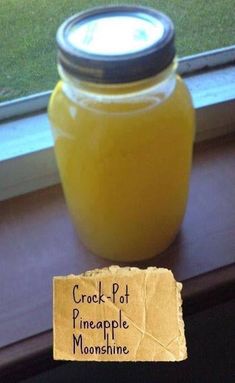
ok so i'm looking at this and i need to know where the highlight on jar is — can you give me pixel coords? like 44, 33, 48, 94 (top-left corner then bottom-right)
48, 5, 195, 262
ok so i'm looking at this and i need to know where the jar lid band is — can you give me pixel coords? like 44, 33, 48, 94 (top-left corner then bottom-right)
57, 6, 175, 84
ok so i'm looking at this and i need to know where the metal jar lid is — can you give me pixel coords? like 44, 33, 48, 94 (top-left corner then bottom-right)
57, 5, 175, 84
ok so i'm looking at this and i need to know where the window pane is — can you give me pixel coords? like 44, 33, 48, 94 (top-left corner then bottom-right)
1, 0, 234, 102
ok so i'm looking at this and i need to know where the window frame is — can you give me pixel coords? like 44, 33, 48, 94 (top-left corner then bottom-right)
0, 45, 234, 121
0, 46, 235, 201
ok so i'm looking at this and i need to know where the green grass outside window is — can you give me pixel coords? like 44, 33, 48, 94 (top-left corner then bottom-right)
0, 0, 234, 102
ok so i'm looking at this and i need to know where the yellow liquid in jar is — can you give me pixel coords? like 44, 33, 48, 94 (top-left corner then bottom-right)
49, 74, 194, 261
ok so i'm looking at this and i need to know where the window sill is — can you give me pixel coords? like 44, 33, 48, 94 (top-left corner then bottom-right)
0, 65, 235, 201
0, 135, 234, 381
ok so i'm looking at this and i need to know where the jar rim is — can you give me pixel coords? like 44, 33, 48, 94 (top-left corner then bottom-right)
56, 5, 175, 84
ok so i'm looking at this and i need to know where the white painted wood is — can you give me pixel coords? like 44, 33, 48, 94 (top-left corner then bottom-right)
0, 113, 53, 161
179, 45, 235, 75
186, 66, 235, 108
0, 92, 51, 121
0, 149, 59, 201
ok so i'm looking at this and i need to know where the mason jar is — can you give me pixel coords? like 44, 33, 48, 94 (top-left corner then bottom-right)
48, 6, 195, 261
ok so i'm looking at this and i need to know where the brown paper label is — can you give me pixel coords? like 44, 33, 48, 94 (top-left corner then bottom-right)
53, 266, 187, 362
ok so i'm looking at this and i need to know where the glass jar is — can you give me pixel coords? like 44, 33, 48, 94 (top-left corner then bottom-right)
48, 6, 195, 262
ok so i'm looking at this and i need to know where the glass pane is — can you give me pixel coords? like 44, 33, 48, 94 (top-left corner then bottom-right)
1, 0, 234, 102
